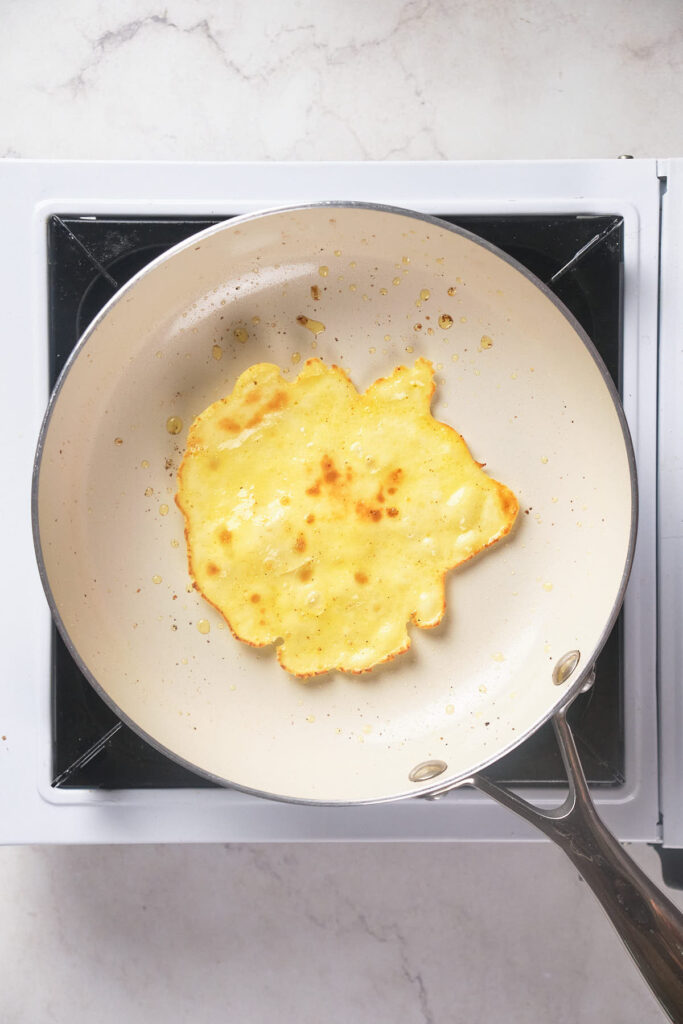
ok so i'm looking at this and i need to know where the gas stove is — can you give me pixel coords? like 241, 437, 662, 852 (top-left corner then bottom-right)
2, 159, 680, 852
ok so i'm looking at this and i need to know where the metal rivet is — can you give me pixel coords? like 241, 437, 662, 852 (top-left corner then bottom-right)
409, 760, 448, 783
552, 650, 581, 686
580, 666, 597, 693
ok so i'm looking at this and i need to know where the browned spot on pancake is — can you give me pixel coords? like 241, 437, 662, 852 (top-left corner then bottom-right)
356, 501, 382, 522
321, 455, 339, 483
245, 390, 261, 404
310, 284, 320, 301
219, 417, 241, 433
387, 507, 399, 518
294, 533, 307, 552
306, 482, 321, 496
390, 468, 403, 483
206, 562, 220, 576
355, 572, 368, 584
218, 528, 232, 545
280, 496, 291, 506
246, 390, 289, 428
298, 565, 313, 582
209, 456, 220, 471
250, 593, 261, 603
305, 513, 315, 524
376, 490, 385, 503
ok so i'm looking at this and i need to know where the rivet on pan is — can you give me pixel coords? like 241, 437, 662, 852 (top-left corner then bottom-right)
552, 650, 581, 686
409, 760, 448, 783
580, 666, 597, 693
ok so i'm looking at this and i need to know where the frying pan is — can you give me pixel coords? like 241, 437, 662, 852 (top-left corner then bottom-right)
33, 204, 683, 1018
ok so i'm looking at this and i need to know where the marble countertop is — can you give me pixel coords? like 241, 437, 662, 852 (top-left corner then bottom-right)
2, 1, 683, 1022
2, 0, 682, 162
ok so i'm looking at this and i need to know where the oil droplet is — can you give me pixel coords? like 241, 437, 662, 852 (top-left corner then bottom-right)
334, 249, 342, 257
335, 727, 342, 734
543, 582, 554, 592
197, 619, 210, 635
379, 287, 388, 295
349, 283, 357, 292
212, 344, 223, 360
114, 437, 123, 446
445, 704, 455, 715
402, 255, 410, 264
420, 288, 430, 301
478, 684, 487, 694
384, 334, 391, 342
438, 314, 453, 330
296, 315, 325, 336
460, 316, 468, 324
159, 504, 169, 516
291, 352, 301, 364
171, 538, 180, 548
318, 266, 329, 277
349, 261, 357, 269
427, 327, 434, 336
251, 315, 261, 325
552, 496, 559, 503
541, 456, 549, 464
166, 416, 183, 435
492, 652, 505, 662
405, 345, 414, 353
306, 714, 315, 723
479, 335, 494, 350
152, 575, 162, 585
392, 277, 401, 286
511, 372, 518, 380
447, 286, 456, 296
413, 323, 422, 332
451, 353, 459, 362
181, 657, 188, 665
144, 487, 154, 497
362, 724, 372, 734
369, 346, 376, 354
234, 327, 249, 344
141, 459, 150, 469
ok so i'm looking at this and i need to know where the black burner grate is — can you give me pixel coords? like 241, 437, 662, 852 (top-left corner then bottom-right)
48, 212, 624, 789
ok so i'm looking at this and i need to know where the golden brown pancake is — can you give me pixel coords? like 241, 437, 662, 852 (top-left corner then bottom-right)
176, 358, 518, 676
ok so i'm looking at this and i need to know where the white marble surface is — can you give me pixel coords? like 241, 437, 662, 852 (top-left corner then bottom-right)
0, 842, 680, 1024
2, 0, 683, 161
2, 1, 683, 1022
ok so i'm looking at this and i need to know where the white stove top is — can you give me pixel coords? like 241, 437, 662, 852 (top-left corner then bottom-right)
1, 158, 680, 845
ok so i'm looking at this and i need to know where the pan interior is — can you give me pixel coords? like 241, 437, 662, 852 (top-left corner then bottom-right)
36, 206, 633, 802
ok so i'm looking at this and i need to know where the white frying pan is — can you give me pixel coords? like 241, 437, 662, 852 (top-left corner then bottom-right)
32, 204, 683, 1018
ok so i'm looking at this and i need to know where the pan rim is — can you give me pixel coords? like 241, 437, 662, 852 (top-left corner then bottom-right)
31, 200, 638, 804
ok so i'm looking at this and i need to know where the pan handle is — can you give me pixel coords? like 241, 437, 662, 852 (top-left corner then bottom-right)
470, 710, 683, 1022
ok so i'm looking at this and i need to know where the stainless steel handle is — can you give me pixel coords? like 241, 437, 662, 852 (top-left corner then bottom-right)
472, 710, 683, 1023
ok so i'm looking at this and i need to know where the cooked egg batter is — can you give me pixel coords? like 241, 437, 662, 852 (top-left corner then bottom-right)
176, 358, 518, 676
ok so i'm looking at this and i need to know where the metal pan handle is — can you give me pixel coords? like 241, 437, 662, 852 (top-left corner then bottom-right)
470, 710, 683, 1022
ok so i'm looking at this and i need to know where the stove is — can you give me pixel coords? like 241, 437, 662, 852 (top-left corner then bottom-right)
2, 159, 680, 849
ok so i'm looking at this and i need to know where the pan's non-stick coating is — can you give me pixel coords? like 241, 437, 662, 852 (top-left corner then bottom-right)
34, 205, 634, 803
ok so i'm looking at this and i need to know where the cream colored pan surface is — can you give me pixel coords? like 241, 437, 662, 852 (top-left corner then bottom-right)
34, 205, 635, 803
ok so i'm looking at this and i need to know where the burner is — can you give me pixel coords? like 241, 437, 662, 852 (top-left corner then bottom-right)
48, 212, 624, 789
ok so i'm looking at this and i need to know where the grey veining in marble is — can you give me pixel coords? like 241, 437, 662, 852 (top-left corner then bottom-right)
2, 0, 682, 162
0, 843, 681, 1024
